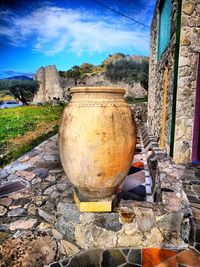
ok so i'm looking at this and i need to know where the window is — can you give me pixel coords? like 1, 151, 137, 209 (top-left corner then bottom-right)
157, 0, 172, 60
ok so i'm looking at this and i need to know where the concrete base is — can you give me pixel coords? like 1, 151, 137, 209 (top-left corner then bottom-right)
73, 188, 115, 212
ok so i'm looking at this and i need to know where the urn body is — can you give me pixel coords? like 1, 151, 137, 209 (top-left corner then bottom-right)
59, 87, 136, 198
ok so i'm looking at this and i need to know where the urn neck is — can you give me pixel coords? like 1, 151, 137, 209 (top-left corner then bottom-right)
70, 87, 126, 95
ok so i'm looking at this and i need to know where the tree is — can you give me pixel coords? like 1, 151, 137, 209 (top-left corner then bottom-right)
105, 58, 149, 90
71, 65, 80, 70
138, 60, 149, 90
0, 79, 39, 104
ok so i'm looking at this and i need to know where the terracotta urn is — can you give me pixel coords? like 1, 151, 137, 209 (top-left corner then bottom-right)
59, 87, 136, 198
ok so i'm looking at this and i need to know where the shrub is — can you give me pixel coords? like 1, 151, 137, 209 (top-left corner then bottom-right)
105, 58, 149, 90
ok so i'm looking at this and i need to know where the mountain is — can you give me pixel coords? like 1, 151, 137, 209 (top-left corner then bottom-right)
5, 75, 33, 80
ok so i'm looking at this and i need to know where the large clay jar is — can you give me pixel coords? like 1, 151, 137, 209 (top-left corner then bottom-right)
59, 87, 136, 198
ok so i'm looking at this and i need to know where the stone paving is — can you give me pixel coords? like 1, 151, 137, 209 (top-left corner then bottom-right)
0, 134, 200, 266
181, 163, 200, 253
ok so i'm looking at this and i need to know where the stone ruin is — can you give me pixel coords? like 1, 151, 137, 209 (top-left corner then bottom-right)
33, 65, 147, 104
33, 65, 73, 103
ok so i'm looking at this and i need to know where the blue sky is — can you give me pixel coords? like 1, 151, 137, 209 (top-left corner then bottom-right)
0, 0, 156, 78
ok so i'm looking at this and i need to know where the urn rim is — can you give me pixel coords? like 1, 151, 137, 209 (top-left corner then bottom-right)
70, 86, 126, 94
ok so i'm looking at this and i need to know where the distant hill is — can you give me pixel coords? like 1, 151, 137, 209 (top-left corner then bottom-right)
59, 53, 148, 79
102, 53, 126, 65
4, 75, 33, 80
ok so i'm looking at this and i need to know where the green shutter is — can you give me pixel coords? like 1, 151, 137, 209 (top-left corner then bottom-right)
157, 0, 172, 60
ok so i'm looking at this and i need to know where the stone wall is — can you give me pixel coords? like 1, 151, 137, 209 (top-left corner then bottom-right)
148, 0, 200, 163
129, 102, 148, 126
173, 0, 200, 163
76, 73, 147, 99
148, 0, 178, 154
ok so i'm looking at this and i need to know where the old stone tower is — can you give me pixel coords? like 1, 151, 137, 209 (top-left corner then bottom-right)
33, 65, 64, 103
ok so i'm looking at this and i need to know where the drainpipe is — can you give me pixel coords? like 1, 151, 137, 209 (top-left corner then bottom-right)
169, 0, 182, 158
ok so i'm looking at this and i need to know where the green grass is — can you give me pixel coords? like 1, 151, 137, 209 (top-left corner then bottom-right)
0, 105, 64, 167
0, 105, 63, 142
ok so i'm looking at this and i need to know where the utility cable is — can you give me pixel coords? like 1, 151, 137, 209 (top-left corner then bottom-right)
92, 0, 150, 29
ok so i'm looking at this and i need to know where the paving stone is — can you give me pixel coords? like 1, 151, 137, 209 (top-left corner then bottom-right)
49, 169, 63, 174
60, 240, 80, 256
57, 202, 80, 223
16, 170, 36, 181
9, 205, 22, 209
44, 185, 57, 195
67, 249, 103, 267
33, 195, 47, 206
122, 249, 130, 256
12, 230, 22, 239
50, 263, 61, 267
122, 264, 141, 267
193, 217, 200, 225
51, 190, 60, 199
0, 232, 57, 266
34, 161, 62, 171
12, 197, 30, 206
128, 249, 141, 265
7, 207, 26, 217
0, 169, 8, 179
60, 258, 69, 266
195, 225, 200, 243
0, 197, 12, 207
26, 149, 40, 157
190, 203, 200, 209
7, 174, 19, 181
176, 249, 200, 266
57, 217, 75, 242
27, 155, 41, 165
101, 249, 126, 267
187, 195, 200, 203
52, 228, 63, 240
57, 183, 69, 191
192, 185, 200, 195
33, 168, 49, 179
46, 175, 57, 182
192, 207, 200, 219
0, 181, 28, 197
43, 154, 60, 161
93, 213, 122, 232
31, 177, 42, 184
37, 222, 52, 230
0, 224, 9, 231
18, 155, 30, 163
184, 170, 195, 176
9, 219, 37, 230
38, 207, 56, 224
194, 243, 200, 253
0, 231, 10, 245
194, 172, 200, 178
184, 189, 196, 196
189, 180, 200, 185
0, 205, 7, 216
27, 204, 38, 215
6, 163, 31, 173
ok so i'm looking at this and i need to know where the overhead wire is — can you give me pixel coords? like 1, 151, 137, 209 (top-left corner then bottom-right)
92, 0, 150, 29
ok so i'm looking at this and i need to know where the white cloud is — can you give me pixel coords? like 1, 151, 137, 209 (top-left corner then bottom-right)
0, 6, 150, 56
